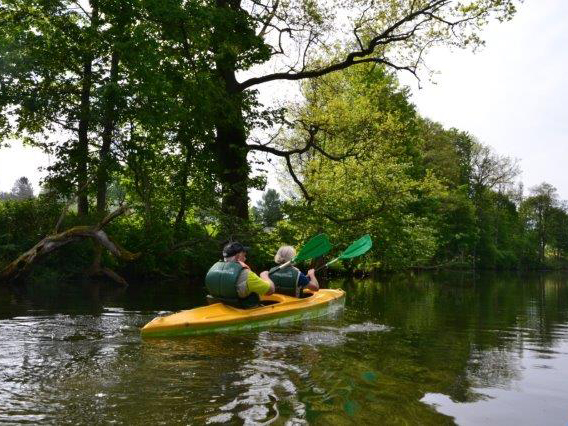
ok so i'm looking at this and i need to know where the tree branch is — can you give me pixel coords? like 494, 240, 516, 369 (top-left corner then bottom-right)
286, 155, 312, 201
238, 0, 449, 90
1, 205, 139, 284
257, 0, 279, 38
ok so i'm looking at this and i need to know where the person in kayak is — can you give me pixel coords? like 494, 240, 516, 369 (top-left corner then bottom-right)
269, 245, 319, 297
205, 242, 275, 308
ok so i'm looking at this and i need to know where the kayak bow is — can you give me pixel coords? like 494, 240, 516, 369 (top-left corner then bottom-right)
141, 288, 346, 338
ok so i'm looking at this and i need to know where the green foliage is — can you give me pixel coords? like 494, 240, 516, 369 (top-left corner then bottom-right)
10, 176, 34, 200
0, 196, 62, 263
272, 62, 565, 272
275, 65, 442, 270
108, 214, 219, 280
418, 119, 473, 189
473, 190, 522, 269
518, 183, 568, 268
549, 206, 568, 259
3, 0, 563, 282
251, 189, 284, 228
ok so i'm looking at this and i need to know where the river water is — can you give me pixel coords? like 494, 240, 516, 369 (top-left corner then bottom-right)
1, 272, 568, 425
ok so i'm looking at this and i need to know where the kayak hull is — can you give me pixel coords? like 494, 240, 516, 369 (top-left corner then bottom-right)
141, 288, 346, 338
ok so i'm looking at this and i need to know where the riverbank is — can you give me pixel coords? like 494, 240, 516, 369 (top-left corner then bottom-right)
1, 195, 567, 287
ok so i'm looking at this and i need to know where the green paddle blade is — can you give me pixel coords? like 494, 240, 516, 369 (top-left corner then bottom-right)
338, 234, 373, 260
294, 233, 332, 262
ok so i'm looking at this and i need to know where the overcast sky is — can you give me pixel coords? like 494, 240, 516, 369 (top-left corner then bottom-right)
1, 0, 567, 202
400, 0, 568, 201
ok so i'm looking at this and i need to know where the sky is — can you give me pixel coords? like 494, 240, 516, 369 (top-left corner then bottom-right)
399, 0, 568, 201
1, 0, 567, 202
0, 140, 50, 194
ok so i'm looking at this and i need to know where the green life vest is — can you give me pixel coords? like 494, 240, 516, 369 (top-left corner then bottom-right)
204, 261, 259, 309
269, 265, 300, 297
205, 261, 243, 299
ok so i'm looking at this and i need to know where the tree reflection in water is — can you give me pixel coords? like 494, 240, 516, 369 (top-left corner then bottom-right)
0, 272, 568, 424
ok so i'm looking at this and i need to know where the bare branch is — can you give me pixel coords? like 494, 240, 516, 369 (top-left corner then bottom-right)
69, 0, 91, 19
1, 206, 139, 283
257, 0, 280, 38
238, 0, 451, 90
286, 155, 312, 201
54, 203, 71, 234
96, 204, 130, 230
248, 118, 357, 200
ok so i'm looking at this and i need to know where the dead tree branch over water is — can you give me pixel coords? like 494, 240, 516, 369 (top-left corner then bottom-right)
0, 205, 139, 285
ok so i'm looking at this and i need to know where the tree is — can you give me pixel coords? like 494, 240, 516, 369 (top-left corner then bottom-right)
10, 177, 34, 200
469, 143, 520, 197
0, 0, 104, 215
0, 1, 224, 281
252, 189, 284, 227
275, 64, 442, 269
2, 0, 520, 226
521, 183, 559, 266
0, 0, 529, 279
418, 119, 463, 188
142, 0, 519, 221
548, 204, 568, 259
460, 140, 520, 268
0, 0, 217, 224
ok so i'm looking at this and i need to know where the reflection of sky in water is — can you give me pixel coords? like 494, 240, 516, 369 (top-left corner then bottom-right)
422, 332, 568, 425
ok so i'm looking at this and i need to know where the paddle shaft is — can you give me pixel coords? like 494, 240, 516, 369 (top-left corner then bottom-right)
270, 259, 292, 273
314, 234, 373, 272
315, 257, 339, 272
269, 234, 332, 275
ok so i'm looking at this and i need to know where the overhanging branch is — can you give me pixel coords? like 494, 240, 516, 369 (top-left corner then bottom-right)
237, 0, 453, 90
248, 121, 356, 201
0, 205, 139, 284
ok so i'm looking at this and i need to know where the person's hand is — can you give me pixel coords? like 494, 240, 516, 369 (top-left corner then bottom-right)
306, 268, 319, 292
260, 271, 275, 295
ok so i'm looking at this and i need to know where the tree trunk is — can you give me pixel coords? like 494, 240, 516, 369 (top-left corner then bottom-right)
174, 141, 193, 238
538, 206, 546, 266
91, 48, 120, 280
214, 106, 250, 221
97, 50, 119, 214
77, 58, 92, 216
213, 0, 250, 222
77, 0, 99, 217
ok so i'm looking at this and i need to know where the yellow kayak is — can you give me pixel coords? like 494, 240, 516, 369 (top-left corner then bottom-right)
141, 289, 346, 338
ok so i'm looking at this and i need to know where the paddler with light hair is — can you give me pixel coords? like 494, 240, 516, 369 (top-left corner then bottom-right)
205, 242, 275, 308
269, 245, 319, 297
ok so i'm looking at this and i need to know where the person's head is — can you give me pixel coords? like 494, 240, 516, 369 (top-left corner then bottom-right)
274, 245, 296, 264
223, 241, 248, 262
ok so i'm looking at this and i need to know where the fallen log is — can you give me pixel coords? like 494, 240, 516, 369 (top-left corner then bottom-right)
0, 205, 139, 285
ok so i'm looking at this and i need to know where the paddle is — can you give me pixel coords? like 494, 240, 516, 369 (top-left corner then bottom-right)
270, 233, 332, 272
315, 234, 373, 271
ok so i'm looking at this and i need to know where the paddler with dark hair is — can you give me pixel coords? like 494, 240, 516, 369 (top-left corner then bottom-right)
269, 245, 319, 297
205, 242, 275, 308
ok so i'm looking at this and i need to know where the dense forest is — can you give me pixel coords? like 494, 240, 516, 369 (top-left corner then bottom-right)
1, 0, 566, 285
